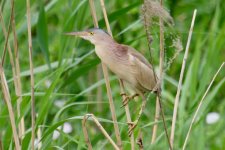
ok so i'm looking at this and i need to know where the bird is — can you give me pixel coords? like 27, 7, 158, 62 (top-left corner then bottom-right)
66, 28, 159, 135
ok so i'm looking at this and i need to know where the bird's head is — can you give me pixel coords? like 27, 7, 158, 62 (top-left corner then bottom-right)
65, 28, 112, 45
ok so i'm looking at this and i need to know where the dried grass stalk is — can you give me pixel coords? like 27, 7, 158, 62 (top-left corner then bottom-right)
10, 0, 25, 140
182, 62, 225, 150
26, 0, 36, 149
0, 65, 21, 149
151, 0, 165, 143
82, 114, 120, 150
170, 9, 197, 149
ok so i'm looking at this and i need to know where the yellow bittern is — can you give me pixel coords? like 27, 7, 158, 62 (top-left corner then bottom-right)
66, 28, 158, 135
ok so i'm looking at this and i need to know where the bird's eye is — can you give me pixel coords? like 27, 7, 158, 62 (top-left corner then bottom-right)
90, 32, 94, 35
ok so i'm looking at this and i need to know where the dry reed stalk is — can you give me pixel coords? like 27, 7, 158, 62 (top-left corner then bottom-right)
0, 65, 21, 149
26, 0, 36, 149
82, 115, 93, 150
170, 9, 197, 149
89, 0, 122, 149
0, 0, 25, 144
0, 7, 13, 65
182, 62, 225, 150
87, 0, 103, 112
97, 65, 103, 112
0, 1, 17, 95
82, 114, 120, 150
151, 0, 164, 143
120, 80, 135, 150
142, 1, 171, 148
10, 0, 25, 140
99, 0, 129, 148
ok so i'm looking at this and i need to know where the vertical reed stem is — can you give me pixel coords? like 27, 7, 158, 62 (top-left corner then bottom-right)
26, 0, 36, 149
10, 0, 25, 140
151, 0, 164, 143
182, 62, 225, 150
89, 0, 122, 149
170, 9, 197, 149
120, 80, 135, 150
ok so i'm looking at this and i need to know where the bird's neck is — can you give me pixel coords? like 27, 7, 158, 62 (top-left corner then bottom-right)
93, 36, 116, 46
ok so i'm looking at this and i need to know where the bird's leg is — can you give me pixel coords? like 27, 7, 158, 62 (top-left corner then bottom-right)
127, 92, 147, 136
120, 93, 139, 107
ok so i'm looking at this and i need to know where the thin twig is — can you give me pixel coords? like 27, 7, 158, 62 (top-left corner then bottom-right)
0, 65, 21, 150
26, 0, 35, 149
182, 62, 225, 150
170, 9, 197, 149
151, 0, 164, 143
82, 114, 120, 150
89, 0, 122, 149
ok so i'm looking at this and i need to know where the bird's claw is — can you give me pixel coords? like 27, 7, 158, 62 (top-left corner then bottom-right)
127, 120, 138, 137
120, 93, 139, 107
120, 93, 131, 107
121, 96, 130, 107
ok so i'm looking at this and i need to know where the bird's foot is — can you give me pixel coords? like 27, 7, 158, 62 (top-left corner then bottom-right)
127, 120, 138, 137
120, 93, 139, 107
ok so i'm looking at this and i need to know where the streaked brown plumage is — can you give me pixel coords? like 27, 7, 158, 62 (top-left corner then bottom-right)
66, 28, 158, 135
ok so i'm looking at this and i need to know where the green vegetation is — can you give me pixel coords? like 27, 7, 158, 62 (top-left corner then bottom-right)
0, 0, 225, 149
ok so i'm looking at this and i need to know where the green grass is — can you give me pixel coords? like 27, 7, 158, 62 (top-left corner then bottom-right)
0, 0, 225, 149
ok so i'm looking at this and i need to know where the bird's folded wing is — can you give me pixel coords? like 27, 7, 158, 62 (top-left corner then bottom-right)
128, 47, 157, 91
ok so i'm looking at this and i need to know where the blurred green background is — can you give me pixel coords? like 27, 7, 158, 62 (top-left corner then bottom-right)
0, 0, 225, 149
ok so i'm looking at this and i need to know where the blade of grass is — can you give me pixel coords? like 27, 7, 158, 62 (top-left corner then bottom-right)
170, 9, 197, 149
182, 62, 225, 150
37, 1, 50, 69
26, 0, 35, 149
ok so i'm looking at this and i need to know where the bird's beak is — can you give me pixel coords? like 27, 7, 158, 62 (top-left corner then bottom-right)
64, 31, 89, 37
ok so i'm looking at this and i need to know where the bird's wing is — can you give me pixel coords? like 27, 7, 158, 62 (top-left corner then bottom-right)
125, 45, 153, 69
125, 45, 157, 91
